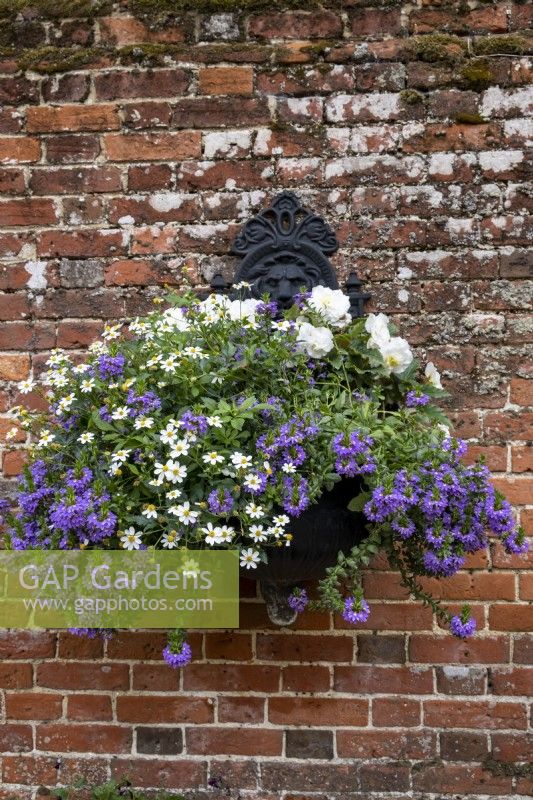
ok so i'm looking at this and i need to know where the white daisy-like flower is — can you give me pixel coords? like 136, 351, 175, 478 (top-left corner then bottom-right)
183, 346, 206, 360
263, 460, 273, 476
169, 439, 190, 458
230, 452, 252, 469
120, 527, 143, 550
88, 341, 108, 355
273, 514, 290, 527
146, 355, 162, 368
134, 416, 154, 430
161, 530, 180, 549
108, 462, 122, 476
248, 524, 267, 542
160, 428, 177, 445
5, 427, 19, 441
182, 558, 200, 579
160, 356, 179, 373
36, 430, 55, 448
80, 378, 95, 393
166, 489, 181, 500
170, 501, 199, 526
267, 525, 284, 538
18, 379, 35, 394
47, 371, 68, 388
282, 462, 296, 474
206, 415, 222, 428
244, 473, 262, 491
202, 451, 224, 465
47, 350, 68, 367
111, 406, 129, 421
102, 323, 122, 341
202, 523, 223, 546
240, 548, 260, 569
57, 393, 75, 412
217, 525, 235, 543
425, 361, 443, 390
245, 502, 264, 519
271, 320, 292, 332
72, 364, 90, 375
111, 449, 131, 463
78, 432, 95, 444
163, 460, 187, 484
142, 504, 158, 519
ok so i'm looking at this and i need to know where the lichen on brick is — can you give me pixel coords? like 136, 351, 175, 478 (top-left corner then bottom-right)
404, 34, 468, 65
17, 45, 108, 75
400, 89, 425, 105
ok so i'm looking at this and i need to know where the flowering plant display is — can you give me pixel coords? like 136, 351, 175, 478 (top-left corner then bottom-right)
1, 284, 526, 667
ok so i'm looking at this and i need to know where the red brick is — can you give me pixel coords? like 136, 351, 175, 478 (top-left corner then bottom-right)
99, 15, 187, 46
492, 476, 532, 505
337, 729, 436, 759
490, 667, 533, 695
0, 663, 32, 689
110, 758, 205, 789
490, 604, 533, 631
123, 101, 172, 129
104, 131, 201, 161
171, 97, 270, 128
413, 763, 511, 795
373, 697, 420, 727
336, 601, 432, 631
30, 166, 122, 195
436, 665, 486, 695
108, 194, 201, 225
334, 665, 433, 694
184, 664, 280, 693
0, 137, 40, 164
485, 411, 533, 442
44, 134, 100, 164
217, 696, 265, 724
132, 663, 180, 691
0, 167, 25, 194
249, 11, 342, 40
27, 104, 120, 133
0, 198, 57, 227
424, 699, 527, 729
268, 697, 368, 727
2, 449, 27, 475
512, 445, 533, 473
199, 67, 253, 96
410, 634, 509, 664
0, 724, 33, 753
256, 633, 353, 662
127, 163, 173, 190
116, 695, 213, 724
187, 726, 281, 756
6, 692, 62, 721
349, 7, 402, 37
67, 694, 113, 721
95, 69, 190, 100
0, 630, 55, 659
36, 723, 132, 754
36, 661, 129, 691
2, 755, 58, 784
519, 572, 533, 600
36, 230, 126, 258
204, 632, 253, 661
492, 731, 532, 760
282, 665, 331, 693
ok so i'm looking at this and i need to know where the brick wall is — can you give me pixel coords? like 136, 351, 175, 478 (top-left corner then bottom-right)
0, 1, 532, 797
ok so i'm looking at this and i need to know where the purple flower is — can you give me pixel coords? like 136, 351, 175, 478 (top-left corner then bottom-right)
68, 628, 114, 640
98, 353, 125, 379
288, 588, 309, 613
163, 641, 192, 668
282, 476, 309, 516
450, 614, 476, 639
342, 597, 370, 625
207, 488, 234, 514
406, 391, 430, 407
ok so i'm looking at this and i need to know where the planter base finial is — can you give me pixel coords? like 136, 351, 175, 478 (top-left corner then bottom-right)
260, 581, 298, 626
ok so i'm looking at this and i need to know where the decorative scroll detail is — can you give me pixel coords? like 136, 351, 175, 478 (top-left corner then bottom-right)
211, 191, 371, 317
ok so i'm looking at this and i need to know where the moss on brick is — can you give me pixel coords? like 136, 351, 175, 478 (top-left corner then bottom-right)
473, 34, 530, 56
459, 58, 494, 91
404, 34, 468, 65
0, 0, 110, 19
400, 89, 425, 105
454, 112, 487, 124
127, 0, 323, 16
17, 45, 108, 74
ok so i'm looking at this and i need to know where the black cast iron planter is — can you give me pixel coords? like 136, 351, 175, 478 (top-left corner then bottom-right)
217, 192, 372, 625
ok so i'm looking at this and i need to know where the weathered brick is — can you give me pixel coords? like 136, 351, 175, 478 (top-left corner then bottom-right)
199, 67, 253, 96
95, 69, 190, 100
104, 131, 201, 161
249, 11, 342, 40
36, 723, 132, 754
30, 166, 122, 195
44, 134, 100, 164
27, 104, 120, 133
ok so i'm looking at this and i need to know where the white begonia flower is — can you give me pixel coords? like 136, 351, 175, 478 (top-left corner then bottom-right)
202, 523, 223, 546
163, 460, 187, 484
308, 286, 351, 328
202, 451, 224, 465
240, 548, 260, 569
273, 514, 290, 527
425, 361, 443, 390
120, 527, 142, 550
228, 298, 260, 322
163, 306, 190, 331
18, 379, 35, 394
365, 312, 391, 349
296, 322, 334, 359
379, 337, 413, 376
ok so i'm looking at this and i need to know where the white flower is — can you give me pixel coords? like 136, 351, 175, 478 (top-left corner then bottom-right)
245, 502, 264, 519
379, 337, 413, 376
273, 514, 290, 527
5, 427, 19, 441
160, 355, 179, 373
217, 525, 235, 543
56, 394, 75, 413
108, 462, 122, 476
163, 306, 190, 331
111, 406, 129, 420
425, 361, 443, 390
80, 378, 95, 393
271, 320, 292, 332
244, 473, 262, 491
207, 415, 222, 428
228, 298, 260, 322
142, 504, 158, 519
112, 449, 131, 463
296, 322, 334, 358
134, 416, 154, 430
282, 462, 296, 474
36, 430, 55, 448
308, 286, 351, 328
146, 355, 162, 368
163, 460, 187, 484
161, 530, 180, 549
202, 523, 223, 546
120, 527, 142, 550
166, 489, 181, 500
437, 423, 451, 437
102, 323, 121, 341
230, 452, 252, 469
78, 432, 95, 444
240, 548, 260, 569
171, 501, 199, 526
365, 312, 391, 349
160, 428, 177, 445
248, 524, 267, 542
183, 346, 206, 360
267, 525, 284, 538
72, 364, 90, 375
169, 440, 190, 459
202, 451, 224, 465
18, 379, 35, 394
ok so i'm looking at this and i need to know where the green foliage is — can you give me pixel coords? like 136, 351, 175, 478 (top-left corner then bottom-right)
404, 34, 468, 64
473, 34, 529, 56
54, 778, 185, 800
459, 58, 494, 91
